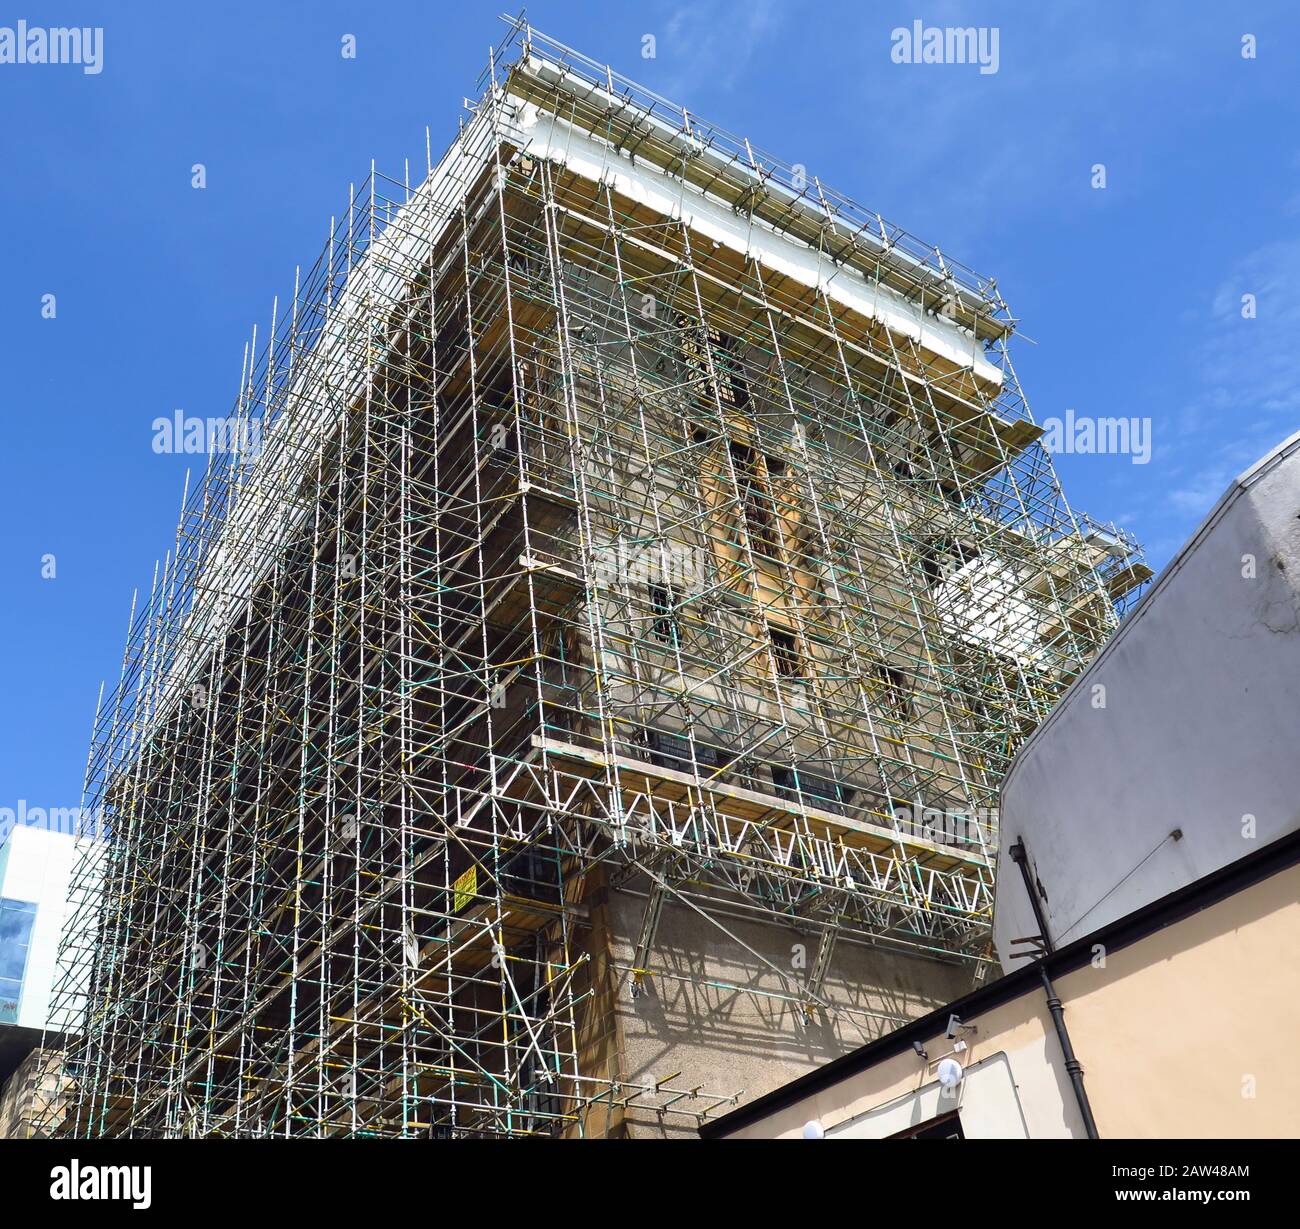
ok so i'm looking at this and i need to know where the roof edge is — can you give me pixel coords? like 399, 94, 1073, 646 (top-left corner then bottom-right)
1001, 428, 1300, 800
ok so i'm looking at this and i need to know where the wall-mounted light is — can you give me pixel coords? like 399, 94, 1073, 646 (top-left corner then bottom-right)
802, 1119, 825, 1139
936, 1057, 964, 1089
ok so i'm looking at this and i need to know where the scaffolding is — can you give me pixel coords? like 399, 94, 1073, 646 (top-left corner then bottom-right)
43, 19, 1149, 1138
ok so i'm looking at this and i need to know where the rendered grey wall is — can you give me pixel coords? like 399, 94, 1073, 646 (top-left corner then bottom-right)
995, 430, 1300, 971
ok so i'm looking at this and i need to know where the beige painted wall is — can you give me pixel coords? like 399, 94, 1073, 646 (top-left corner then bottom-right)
721, 979, 1077, 1139
717, 862, 1300, 1139
1056, 861, 1300, 1138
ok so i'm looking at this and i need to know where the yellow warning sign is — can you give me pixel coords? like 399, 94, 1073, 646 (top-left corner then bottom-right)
453, 864, 477, 914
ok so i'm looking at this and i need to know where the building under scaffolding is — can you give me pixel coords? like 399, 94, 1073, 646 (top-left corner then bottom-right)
42, 21, 1149, 1138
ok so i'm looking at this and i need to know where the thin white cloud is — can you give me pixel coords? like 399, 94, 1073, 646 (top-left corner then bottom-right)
1161, 238, 1300, 519
657, 0, 782, 98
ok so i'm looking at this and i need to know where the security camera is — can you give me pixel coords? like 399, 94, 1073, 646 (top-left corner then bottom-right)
946, 1013, 975, 1039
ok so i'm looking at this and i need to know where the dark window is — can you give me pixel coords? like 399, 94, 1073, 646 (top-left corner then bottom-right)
768, 625, 800, 679
874, 664, 914, 722
891, 1112, 964, 1139
732, 442, 781, 556
921, 538, 976, 588
643, 730, 734, 779
649, 584, 680, 647
772, 766, 855, 816
677, 314, 750, 410
712, 332, 751, 409
500, 847, 562, 904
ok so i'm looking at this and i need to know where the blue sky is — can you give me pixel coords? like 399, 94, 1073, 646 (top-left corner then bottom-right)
2, 0, 1297, 815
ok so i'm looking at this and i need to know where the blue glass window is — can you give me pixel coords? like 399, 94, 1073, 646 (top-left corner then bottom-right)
0, 898, 37, 1024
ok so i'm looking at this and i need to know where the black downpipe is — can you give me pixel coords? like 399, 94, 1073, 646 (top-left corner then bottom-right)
1009, 837, 1101, 1140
